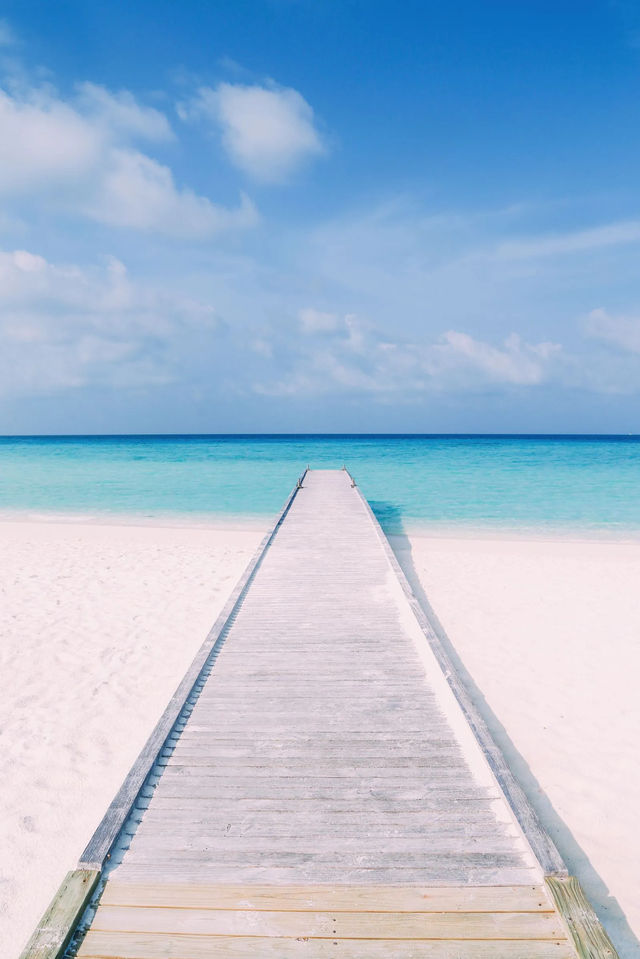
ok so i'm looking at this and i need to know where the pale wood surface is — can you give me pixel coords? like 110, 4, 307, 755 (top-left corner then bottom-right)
76, 880, 576, 959
78, 930, 576, 958
110, 469, 539, 887
91, 905, 566, 939
71, 470, 580, 958
99, 881, 552, 911
76, 881, 575, 958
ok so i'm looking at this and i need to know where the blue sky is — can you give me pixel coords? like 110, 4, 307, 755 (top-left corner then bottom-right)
2, 0, 640, 432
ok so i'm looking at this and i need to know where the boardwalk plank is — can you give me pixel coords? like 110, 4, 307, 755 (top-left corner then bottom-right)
110, 865, 542, 885
123, 836, 525, 856
91, 905, 565, 939
78, 930, 575, 958
100, 882, 552, 912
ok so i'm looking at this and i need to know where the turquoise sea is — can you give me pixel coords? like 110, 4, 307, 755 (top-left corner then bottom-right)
1, 434, 639, 536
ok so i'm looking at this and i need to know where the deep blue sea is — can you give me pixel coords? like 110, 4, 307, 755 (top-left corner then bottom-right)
1, 434, 639, 535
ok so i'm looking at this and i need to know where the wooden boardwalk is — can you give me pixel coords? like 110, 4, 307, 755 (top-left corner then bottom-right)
21, 470, 619, 959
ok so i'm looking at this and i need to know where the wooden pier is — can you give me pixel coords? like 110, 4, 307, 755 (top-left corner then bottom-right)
21, 470, 618, 959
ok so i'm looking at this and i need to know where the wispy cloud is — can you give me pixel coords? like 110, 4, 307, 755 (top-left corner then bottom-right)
84, 149, 257, 237
431, 331, 560, 386
586, 307, 640, 354
181, 81, 326, 182
494, 220, 640, 260
75, 82, 173, 141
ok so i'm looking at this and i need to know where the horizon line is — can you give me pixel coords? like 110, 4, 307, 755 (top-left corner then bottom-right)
1, 432, 639, 440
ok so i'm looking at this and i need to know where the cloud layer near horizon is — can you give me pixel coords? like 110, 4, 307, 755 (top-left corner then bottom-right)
0, 249, 223, 395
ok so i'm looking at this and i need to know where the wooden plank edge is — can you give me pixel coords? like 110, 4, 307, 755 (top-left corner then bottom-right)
78, 469, 307, 870
546, 876, 620, 959
18, 869, 100, 959
348, 469, 567, 877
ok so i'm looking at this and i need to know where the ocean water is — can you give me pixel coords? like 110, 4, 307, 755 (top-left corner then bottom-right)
1, 434, 640, 536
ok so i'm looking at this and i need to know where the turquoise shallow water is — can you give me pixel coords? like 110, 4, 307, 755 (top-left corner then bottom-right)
1, 434, 640, 535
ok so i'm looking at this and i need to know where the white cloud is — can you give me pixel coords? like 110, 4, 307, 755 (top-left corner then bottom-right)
183, 82, 325, 182
0, 80, 256, 238
85, 149, 257, 236
430, 331, 560, 386
0, 248, 223, 395
254, 312, 561, 397
586, 308, 640, 354
75, 82, 173, 141
0, 87, 102, 191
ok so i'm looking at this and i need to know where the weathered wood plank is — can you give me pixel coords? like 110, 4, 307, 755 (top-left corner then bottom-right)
141, 796, 503, 813
18, 869, 99, 959
123, 839, 524, 858
120, 848, 528, 867
142, 783, 500, 801
128, 821, 517, 839
91, 905, 565, 939
131, 807, 504, 825
546, 876, 620, 958
158, 749, 466, 779
170, 738, 460, 750
112, 864, 542, 885
100, 882, 553, 912
165, 746, 464, 758
77, 930, 575, 958
160, 761, 469, 775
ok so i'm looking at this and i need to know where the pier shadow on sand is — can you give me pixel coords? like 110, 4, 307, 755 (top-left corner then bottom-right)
371, 499, 639, 959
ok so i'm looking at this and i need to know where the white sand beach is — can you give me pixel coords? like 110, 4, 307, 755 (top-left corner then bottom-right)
395, 533, 640, 959
2, 520, 639, 958
0, 520, 265, 958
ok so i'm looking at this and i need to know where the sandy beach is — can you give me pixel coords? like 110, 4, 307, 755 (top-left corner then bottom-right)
2, 520, 639, 958
396, 532, 640, 959
0, 520, 265, 958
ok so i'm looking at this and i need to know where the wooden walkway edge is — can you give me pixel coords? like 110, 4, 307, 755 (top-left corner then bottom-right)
348, 471, 567, 877
79, 468, 307, 872
18, 468, 620, 959
16, 870, 99, 959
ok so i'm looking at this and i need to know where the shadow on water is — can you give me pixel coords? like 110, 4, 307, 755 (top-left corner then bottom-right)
387, 529, 639, 959
369, 500, 407, 537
